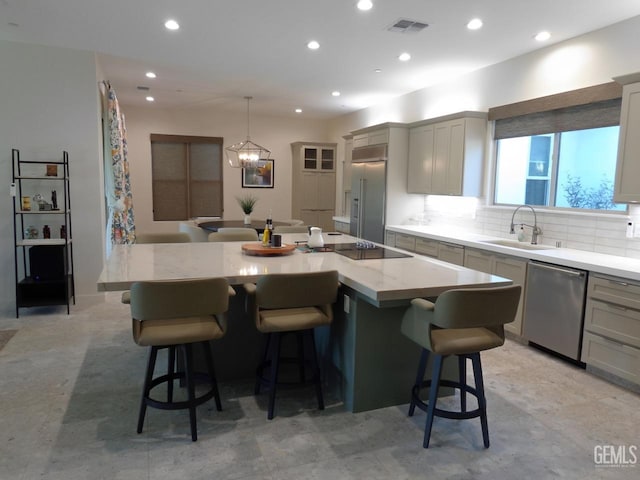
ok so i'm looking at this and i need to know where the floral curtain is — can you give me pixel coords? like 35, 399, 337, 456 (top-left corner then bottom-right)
105, 83, 135, 254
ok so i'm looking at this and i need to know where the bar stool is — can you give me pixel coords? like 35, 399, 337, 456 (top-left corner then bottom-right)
129, 277, 233, 441
243, 271, 339, 419
401, 285, 521, 448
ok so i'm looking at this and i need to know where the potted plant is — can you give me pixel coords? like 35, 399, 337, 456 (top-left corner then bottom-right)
237, 194, 258, 224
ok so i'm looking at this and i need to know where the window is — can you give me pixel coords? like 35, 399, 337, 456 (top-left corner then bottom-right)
495, 127, 625, 211
150, 134, 223, 220
492, 93, 625, 212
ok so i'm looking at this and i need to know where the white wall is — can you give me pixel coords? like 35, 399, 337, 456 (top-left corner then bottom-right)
122, 105, 330, 232
0, 40, 105, 313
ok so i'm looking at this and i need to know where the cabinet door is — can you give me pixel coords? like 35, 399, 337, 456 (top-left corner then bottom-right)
300, 210, 319, 227
300, 172, 319, 209
408, 125, 434, 194
432, 123, 451, 194
464, 248, 492, 273
320, 148, 335, 171
494, 255, 527, 336
415, 237, 438, 257
342, 139, 353, 192
317, 173, 336, 210
437, 242, 464, 266
395, 234, 416, 252
303, 147, 319, 170
317, 210, 335, 231
614, 82, 640, 202
446, 119, 465, 195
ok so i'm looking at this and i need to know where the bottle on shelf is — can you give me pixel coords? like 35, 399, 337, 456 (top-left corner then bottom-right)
60, 225, 66, 239
43, 225, 51, 239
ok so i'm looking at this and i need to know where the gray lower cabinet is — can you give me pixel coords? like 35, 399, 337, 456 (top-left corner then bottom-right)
394, 233, 416, 251
464, 248, 527, 335
438, 242, 464, 266
581, 273, 640, 385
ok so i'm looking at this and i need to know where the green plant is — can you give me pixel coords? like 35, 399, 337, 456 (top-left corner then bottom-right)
237, 194, 258, 214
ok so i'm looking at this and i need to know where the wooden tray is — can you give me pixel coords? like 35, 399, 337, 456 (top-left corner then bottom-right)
241, 242, 296, 256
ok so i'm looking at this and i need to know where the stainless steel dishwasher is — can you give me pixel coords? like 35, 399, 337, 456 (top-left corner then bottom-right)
523, 261, 588, 362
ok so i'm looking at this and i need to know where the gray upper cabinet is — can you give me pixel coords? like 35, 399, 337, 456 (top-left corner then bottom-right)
407, 113, 487, 196
614, 73, 640, 203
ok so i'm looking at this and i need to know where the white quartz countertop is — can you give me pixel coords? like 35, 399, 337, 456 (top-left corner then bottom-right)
97, 233, 510, 304
387, 225, 640, 282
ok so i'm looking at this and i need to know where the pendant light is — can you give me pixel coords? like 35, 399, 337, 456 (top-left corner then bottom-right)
225, 96, 271, 168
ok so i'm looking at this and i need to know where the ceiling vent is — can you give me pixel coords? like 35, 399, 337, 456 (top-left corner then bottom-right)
387, 18, 429, 34
136, 85, 150, 91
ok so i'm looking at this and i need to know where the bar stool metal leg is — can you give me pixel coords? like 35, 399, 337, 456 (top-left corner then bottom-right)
267, 333, 282, 420
308, 330, 324, 411
409, 348, 429, 417
138, 346, 158, 434
459, 355, 467, 413
202, 341, 222, 411
167, 346, 175, 403
183, 343, 198, 442
471, 352, 490, 448
424, 354, 444, 448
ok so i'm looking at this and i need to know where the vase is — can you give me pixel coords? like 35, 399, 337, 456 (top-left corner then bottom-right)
244, 214, 251, 225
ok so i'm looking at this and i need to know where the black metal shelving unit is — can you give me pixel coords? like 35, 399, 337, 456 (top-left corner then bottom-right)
12, 148, 75, 317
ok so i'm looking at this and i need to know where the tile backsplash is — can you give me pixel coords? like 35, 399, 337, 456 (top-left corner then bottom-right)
410, 197, 640, 260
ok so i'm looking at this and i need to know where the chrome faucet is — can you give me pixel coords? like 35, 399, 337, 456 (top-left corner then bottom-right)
510, 204, 542, 245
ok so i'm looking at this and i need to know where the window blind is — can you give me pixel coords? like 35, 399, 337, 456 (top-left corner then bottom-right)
493, 98, 622, 139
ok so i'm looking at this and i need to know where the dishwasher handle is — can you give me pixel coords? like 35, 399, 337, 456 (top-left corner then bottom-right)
529, 262, 585, 278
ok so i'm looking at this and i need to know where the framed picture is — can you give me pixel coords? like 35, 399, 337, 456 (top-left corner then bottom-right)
242, 159, 274, 188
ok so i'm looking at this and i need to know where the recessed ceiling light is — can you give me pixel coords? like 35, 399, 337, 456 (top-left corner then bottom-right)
332, 91, 341, 97
357, 0, 373, 11
164, 19, 180, 30
145, 72, 157, 79
467, 18, 483, 30
307, 40, 320, 50
535, 31, 551, 42
295, 108, 302, 113
398, 52, 411, 62
145, 96, 155, 102
374, 68, 382, 73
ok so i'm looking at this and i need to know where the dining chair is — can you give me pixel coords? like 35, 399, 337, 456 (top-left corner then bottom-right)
401, 285, 521, 448
273, 225, 309, 234
208, 228, 258, 241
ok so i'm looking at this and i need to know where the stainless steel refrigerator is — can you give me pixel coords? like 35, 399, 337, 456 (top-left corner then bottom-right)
350, 160, 386, 243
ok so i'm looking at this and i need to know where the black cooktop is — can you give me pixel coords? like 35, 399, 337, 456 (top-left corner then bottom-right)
322, 242, 412, 260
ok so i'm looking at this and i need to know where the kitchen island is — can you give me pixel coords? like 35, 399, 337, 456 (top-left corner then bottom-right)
97, 234, 512, 412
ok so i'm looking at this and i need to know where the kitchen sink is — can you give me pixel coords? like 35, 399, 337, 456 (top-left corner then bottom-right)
479, 239, 556, 251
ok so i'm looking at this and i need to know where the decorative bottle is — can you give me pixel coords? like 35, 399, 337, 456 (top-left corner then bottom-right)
43, 225, 51, 239
262, 217, 271, 246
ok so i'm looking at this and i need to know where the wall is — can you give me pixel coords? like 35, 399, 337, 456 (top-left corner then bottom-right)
327, 15, 640, 256
0, 40, 105, 313
122, 106, 331, 233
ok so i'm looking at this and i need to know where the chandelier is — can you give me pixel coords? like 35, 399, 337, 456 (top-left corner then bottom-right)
225, 96, 271, 168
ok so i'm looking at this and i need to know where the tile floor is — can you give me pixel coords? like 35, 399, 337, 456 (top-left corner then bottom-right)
1, 294, 638, 479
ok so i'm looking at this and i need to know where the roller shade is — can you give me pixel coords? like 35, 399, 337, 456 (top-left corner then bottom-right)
494, 98, 622, 139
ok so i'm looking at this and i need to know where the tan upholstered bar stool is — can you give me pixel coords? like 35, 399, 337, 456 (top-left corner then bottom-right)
208, 228, 258, 242
244, 271, 339, 419
401, 285, 521, 448
130, 278, 232, 441
121, 232, 191, 305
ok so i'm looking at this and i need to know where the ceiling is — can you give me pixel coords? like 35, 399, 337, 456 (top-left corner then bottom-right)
2, 0, 640, 119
